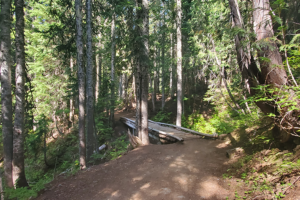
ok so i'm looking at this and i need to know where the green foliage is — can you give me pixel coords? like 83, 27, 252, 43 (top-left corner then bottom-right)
182, 107, 259, 135
6, 187, 38, 200
151, 111, 172, 123
26, 114, 49, 156
5, 175, 52, 200
95, 99, 114, 144
106, 135, 129, 160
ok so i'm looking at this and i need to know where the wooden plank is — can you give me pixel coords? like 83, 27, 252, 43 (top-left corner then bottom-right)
148, 120, 218, 138
148, 127, 184, 141
120, 117, 184, 142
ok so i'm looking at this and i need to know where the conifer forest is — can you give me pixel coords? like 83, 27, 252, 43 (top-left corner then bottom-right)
0, 0, 300, 199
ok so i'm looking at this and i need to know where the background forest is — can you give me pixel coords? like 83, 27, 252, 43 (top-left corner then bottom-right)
0, 0, 300, 199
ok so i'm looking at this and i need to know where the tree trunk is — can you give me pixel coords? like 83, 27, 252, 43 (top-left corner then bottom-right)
161, 5, 165, 110
110, 10, 116, 126
153, 32, 157, 112
75, 0, 86, 170
157, 48, 160, 94
0, 0, 14, 188
228, 0, 273, 114
95, 32, 102, 103
13, 0, 29, 188
253, 0, 288, 86
70, 57, 74, 128
135, 0, 150, 145
119, 75, 123, 99
85, 0, 95, 164
176, 0, 182, 127
230, 0, 295, 142
170, 33, 174, 98
140, 0, 150, 145
135, 62, 141, 137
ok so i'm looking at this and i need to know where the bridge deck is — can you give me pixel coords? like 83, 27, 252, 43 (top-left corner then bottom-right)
120, 117, 218, 142
145, 119, 200, 140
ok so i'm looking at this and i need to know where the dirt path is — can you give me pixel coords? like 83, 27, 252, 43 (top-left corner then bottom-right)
36, 111, 234, 200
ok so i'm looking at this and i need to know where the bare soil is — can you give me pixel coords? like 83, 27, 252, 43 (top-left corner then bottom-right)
36, 111, 235, 200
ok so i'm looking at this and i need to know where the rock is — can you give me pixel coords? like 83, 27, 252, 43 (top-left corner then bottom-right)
261, 149, 271, 156
294, 145, 300, 152
219, 134, 228, 140
226, 147, 244, 158
160, 188, 171, 194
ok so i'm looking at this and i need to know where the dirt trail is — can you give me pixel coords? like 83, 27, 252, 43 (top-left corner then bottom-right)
36, 111, 234, 200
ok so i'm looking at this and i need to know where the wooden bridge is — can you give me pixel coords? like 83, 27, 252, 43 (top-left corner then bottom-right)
120, 117, 218, 144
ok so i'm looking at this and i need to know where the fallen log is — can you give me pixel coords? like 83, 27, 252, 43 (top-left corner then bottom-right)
148, 120, 218, 138
98, 144, 106, 151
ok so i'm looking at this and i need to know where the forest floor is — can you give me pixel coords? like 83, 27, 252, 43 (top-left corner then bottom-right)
35, 94, 300, 200
36, 109, 238, 200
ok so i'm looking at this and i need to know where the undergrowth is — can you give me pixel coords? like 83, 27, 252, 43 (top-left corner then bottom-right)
4, 100, 129, 200
224, 147, 300, 199
181, 100, 260, 135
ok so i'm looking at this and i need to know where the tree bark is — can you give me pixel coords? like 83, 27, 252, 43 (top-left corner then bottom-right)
253, 0, 288, 86
135, 62, 141, 137
85, 0, 96, 164
152, 28, 157, 112
135, 0, 150, 145
228, 0, 273, 114
157, 48, 160, 94
0, 0, 14, 188
75, 0, 86, 170
140, 0, 150, 145
70, 57, 75, 128
170, 32, 174, 98
230, 0, 296, 142
13, 0, 29, 188
161, 5, 165, 110
110, 10, 116, 126
176, 0, 182, 127
95, 32, 102, 103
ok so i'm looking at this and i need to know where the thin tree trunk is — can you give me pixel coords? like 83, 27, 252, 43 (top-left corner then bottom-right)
124, 73, 128, 108
13, 0, 29, 188
119, 75, 123, 99
95, 51, 100, 102
0, 171, 4, 200
161, 5, 165, 110
150, 75, 155, 112
0, 0, 14, 188
153, 33, 157, 112
96, 31, 102, 102
70, 57, 74, 127
170, 33, 174, 98
110, 10, 116, 126
157, 48, 160, 94
176, 0, 182, 127
243, 93, 251, 114
135, 62, 141, 137
86, 0, 96, 163
132, 71, 136, 103
75, 0, 86, 170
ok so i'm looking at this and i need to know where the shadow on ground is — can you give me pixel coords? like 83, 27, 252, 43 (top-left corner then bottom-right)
36, 137, 234, 200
